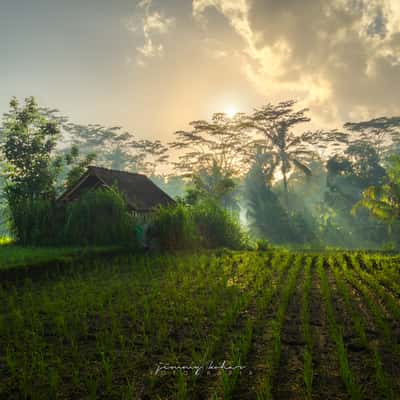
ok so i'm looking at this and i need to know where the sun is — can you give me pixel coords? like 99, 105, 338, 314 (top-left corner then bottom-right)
224, 105, 238, 118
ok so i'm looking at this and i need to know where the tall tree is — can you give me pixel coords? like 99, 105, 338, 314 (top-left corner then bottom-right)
1, 97, 61, 199
244, 154, 292, 243
344, 116, 400, 157
244, 100, 315, 209
170, 112, 250, 177
63, 124, 169, 175
353, 155, 400, 240
171, 112, 250, 207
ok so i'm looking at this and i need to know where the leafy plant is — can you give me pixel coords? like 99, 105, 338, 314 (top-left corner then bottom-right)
63, 187, 138, 247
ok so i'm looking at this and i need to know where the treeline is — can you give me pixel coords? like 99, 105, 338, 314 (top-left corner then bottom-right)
1, 97, 400, 249
168, 101, 400, 249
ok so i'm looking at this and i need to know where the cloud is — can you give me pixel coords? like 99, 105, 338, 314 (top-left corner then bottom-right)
192, 0, 400, 126
127, 0, 175, 66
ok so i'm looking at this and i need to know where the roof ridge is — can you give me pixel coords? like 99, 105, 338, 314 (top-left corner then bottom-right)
88, 165, 147, 178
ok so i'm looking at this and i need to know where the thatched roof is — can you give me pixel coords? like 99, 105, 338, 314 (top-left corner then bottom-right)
58, 166, 175, 212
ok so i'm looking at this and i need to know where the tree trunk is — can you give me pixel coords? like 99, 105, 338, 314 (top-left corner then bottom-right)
282, 170, 289, 210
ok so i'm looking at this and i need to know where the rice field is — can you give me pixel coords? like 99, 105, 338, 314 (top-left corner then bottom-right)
0, 250, 400, 399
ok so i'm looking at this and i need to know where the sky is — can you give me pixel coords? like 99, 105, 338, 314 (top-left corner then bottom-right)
1, 0, 400, 143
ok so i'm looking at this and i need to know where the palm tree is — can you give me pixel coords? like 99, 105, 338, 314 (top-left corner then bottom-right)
353, 155, 400, 237
244, 100, 315, 209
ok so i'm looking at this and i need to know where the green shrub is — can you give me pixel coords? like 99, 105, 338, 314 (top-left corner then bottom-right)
147, 203, 198, 251
191, 199, 246, 250
255, 238, 270, 251
149, 200, 247, 251
63, 188, 138, 247
8, 196, 64, 246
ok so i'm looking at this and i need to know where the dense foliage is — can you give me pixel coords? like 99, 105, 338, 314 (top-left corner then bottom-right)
2, 96, 400, 249
63, 188, 138, 247
149, 200, 247, 251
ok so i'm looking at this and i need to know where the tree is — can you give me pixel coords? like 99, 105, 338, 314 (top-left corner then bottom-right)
170, 112, 250, 177
244, 100, 315, 209
171, 112, 250, 209
326, 141, 386, 210
325, 140, 388, 246
63, 145, 96, 191
353, 155, 400, 238
1, 97, 61, 199
344, 116, 400, 157
63, 123, 169, 175
185, 161, 238, 210
244, 154, 292, 243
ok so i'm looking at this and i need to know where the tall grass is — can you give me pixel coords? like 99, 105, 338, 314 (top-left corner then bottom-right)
63, 188, 138, 247
148, 203, 198, 250
192, 199, 247, 250
7, 188, 139, 247
149, 200, 247, 251
8, 196, 63, 245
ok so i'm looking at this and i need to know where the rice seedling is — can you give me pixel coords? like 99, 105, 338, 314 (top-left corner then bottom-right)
256, 254, 303, 400
1, 249, 399, 399
301, 256, 313, 399
317, 256, 362, 400
330, 256, 394, 399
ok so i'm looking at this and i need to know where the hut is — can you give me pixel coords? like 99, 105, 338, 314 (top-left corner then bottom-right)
58, 166, 175, 223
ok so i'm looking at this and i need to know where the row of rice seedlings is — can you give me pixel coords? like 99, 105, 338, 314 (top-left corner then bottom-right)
255, 254, 304, 400
1, 252, 243, 398
363, 256, 400, 297
352, 254, 400, 321
346, 255, 400, 357
301, 256, 313, 400
138, 252, 254, 398
145, 252, 276, 398
2, 256, 165, 398
177, 252, 281, 399
329, 256, 394, 399
210, 252, 294, 400
317, 256, 362, 400
173, 253, 272, 399
361, 253, 400, 285
337, 254, 396, 356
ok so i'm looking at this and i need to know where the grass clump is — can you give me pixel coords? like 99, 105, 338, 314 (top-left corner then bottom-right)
149, 200, 247, 251
63, 188, 138, 247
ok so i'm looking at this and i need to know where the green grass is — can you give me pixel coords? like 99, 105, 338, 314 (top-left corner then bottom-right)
0, 245, 121, 270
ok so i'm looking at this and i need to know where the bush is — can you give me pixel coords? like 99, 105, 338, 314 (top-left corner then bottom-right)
148, 200, 247, 251
255, 238, 270, 251
147, 203, 198, 251
191, 199, 246, 250
8, 196, 64, 246
63, 188, 138, 247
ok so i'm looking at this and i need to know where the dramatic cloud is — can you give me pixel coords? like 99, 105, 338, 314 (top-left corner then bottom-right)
1, 0, 399, 149
128, 0, 175, 66
192, 0, 400, 126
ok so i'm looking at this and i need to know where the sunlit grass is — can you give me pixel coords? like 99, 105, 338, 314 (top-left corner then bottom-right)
0, 236, 14, 246
0, 245, 120, 270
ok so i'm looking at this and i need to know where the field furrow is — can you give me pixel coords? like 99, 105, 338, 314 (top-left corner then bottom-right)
309, 257, 349, 400
1, 250, 400, 399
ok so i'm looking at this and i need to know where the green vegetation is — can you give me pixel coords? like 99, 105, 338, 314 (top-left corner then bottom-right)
301, 257, 313, 399
2, 96, 400, 249
149, 199, 248, 251
1, 249, 400, 399
64, 188, 138, 247
0, 246, 120, 271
